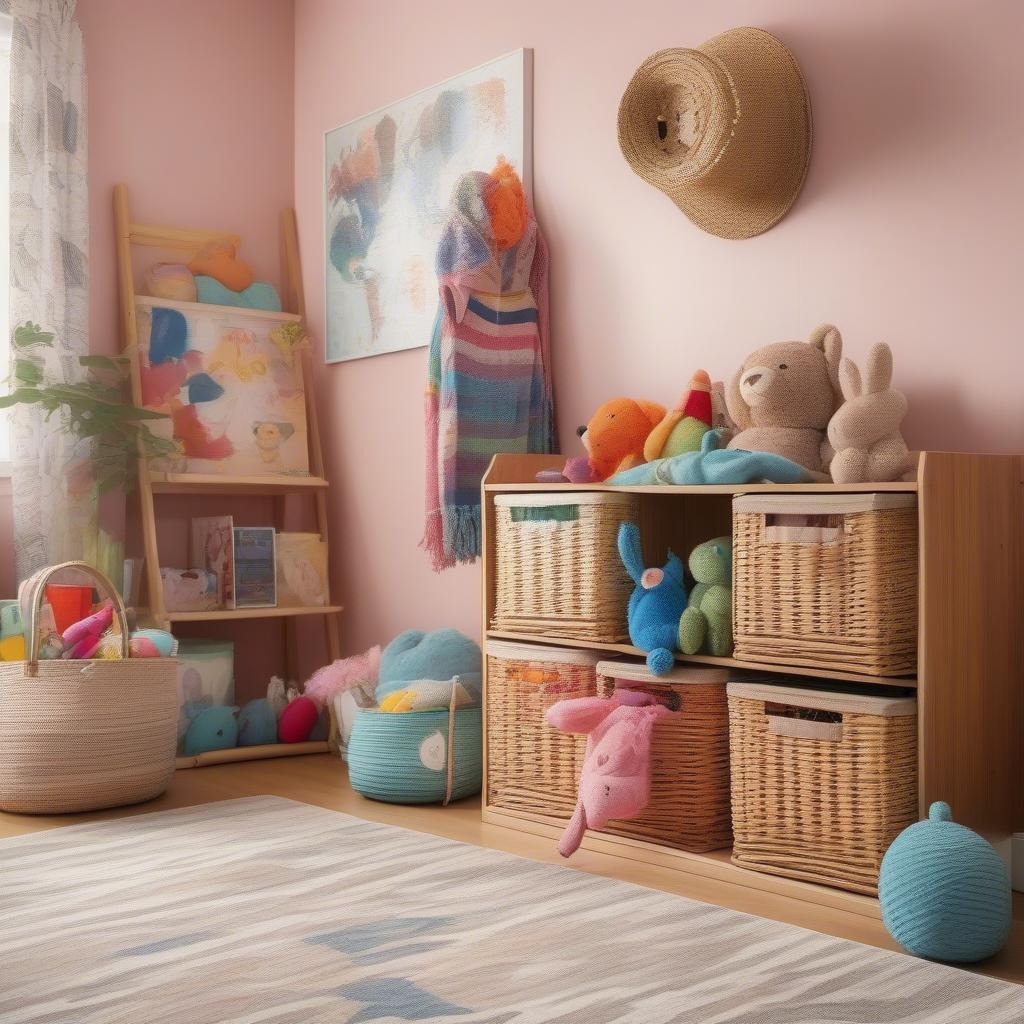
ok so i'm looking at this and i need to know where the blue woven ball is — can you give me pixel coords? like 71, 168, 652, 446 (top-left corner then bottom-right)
879, 801, 1011, 963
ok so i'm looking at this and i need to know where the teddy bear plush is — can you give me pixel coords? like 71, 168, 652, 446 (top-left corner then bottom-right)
726, 324, 844, 478
827, 342, 910, 483
564, 397, 666, 482
678, 537, 733, 657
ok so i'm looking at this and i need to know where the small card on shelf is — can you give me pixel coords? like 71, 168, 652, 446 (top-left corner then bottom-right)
232, 527, 277, 608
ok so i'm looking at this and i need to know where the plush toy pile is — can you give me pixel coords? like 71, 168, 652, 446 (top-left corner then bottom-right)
144, 237, 283, 312
619, 523, 734, 675
309, 629, 484, 804
543, 324, 911, 487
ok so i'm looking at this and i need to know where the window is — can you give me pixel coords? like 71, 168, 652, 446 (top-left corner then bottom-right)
0, 13, 11, 474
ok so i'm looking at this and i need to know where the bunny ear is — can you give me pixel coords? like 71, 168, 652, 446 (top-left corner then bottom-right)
839, 358, 862, 401
617, 522, 646, 585
864, 343, 893, 394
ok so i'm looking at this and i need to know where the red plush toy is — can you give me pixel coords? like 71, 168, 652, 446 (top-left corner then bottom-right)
278, 695, 319, 743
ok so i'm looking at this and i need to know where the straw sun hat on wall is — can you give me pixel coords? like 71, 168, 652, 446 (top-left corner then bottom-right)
617, 27, 812, 239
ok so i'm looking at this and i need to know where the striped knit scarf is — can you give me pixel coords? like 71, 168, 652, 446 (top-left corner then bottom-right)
422, 173, 554, 571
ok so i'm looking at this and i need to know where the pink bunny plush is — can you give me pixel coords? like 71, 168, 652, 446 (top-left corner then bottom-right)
62, 601, 114, 659
546, 692, 670, 857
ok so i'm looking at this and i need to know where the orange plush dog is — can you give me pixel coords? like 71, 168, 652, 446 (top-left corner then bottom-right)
571, 398, 666, 481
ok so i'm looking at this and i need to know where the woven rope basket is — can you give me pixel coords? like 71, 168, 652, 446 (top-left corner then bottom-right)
0, 562, 178, 814
728, 682, 918, 895
485, 640, 601, 819
596, 661, 732, 853
347, 707, 482, 805
732, 494, 918, 676
491, 493, 639, 642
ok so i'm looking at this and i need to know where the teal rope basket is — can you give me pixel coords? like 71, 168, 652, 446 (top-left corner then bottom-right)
347, 707, 482, 805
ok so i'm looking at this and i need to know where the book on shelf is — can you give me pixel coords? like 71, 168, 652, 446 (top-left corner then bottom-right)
232, 527, 277, 609
191, 516, 235, 608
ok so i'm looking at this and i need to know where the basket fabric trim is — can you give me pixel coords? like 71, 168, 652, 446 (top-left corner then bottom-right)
508, 505, 580, 523
733, 493, 917, 515
494, 492, 638, 508
486, 640, 605, 665
596, 659, 730, 686
727, 682, 917, 717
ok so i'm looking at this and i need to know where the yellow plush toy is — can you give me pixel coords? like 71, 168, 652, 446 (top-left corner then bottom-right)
188, 238, 253, 293
644, 369, 714, 462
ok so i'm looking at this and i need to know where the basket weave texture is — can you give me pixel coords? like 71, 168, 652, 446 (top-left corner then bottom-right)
732, 497, 918, 676
485, 642, 600, 819
491, 493, 639, 642
597, 662, 732, 853
0, 562, 178, 814
728, 685, 918, 895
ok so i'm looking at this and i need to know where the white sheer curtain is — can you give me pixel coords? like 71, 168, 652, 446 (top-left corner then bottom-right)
6, 0, 93, 582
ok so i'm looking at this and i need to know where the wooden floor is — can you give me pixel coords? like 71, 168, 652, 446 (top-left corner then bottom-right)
3, 753, 1022, 985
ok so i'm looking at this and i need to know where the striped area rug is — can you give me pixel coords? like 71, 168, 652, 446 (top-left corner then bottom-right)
2, 797, 1022, 1023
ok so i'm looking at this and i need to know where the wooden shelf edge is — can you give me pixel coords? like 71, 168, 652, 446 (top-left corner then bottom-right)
481, 453, 919, 494
484, 481, 919, 495
482, 805, 881, 921
167, 604, 343, 623
134, 293, 302, 322
176, 741, 330, 770
484, 630, 917, 689
151, 473, 329, 495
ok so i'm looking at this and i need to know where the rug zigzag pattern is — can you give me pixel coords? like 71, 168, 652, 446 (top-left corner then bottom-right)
1, 797, 1022, 1023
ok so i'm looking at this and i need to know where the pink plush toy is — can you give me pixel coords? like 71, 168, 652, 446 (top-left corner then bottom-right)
546, 691, 669, 857
62, 601, 113, 660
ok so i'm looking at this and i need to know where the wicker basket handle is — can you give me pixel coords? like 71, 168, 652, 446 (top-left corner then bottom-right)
22, 561, 130, 673
767, 714, 843, 742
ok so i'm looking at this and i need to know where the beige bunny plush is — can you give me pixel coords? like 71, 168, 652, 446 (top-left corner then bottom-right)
827, 342, 909, 483
726, 324, 844, 478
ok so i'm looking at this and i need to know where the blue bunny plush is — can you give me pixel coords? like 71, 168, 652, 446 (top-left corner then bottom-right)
618, 522, 688, 675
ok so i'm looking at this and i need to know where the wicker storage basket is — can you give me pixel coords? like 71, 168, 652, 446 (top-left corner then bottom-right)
485, 640, 602, 819
596, 660, 732, 852
728, 681, 918, 894
491, 492, 639, 642
732, 493, 918, 676
0, 562, 178, 814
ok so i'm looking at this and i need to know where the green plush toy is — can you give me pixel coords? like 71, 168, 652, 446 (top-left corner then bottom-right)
678, 536, 733, 657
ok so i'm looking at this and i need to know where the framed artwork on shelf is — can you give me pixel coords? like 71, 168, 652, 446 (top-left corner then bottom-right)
136, 297, 310, 477
323, 48, 533, 364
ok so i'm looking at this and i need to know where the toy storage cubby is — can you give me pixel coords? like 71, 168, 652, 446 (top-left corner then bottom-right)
480, 451, 1023, 919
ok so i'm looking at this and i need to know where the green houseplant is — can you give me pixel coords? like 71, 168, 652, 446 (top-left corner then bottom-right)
1, 322, 176, 492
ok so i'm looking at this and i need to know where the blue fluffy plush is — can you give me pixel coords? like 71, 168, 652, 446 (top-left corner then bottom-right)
195, 275, 282, 312
610, 430, 810, 486
618, 522, 688, 675
183, 705, 238, 756
375, 629, 482, 704
236, 698, 278, 747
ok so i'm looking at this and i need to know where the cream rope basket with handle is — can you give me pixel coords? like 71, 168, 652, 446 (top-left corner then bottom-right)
0, 561, 179, 813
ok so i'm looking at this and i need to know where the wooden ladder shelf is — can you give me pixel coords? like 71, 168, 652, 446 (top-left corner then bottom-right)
113, 184, 341, 767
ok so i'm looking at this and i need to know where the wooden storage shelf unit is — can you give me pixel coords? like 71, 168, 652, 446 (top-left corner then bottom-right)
114, 184, 342, 767
480, 451, 1023, 919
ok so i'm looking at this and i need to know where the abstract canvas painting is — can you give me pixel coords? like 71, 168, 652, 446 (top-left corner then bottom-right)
324, 49, 532, 363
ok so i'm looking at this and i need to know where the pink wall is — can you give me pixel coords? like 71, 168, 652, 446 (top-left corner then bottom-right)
74, 0, 300, 695
294, 0, 1024, 655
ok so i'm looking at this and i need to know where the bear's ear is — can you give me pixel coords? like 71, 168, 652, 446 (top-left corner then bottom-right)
809, 324, 843, 395
635, 399, 667, 429
725, 367, 752, 430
